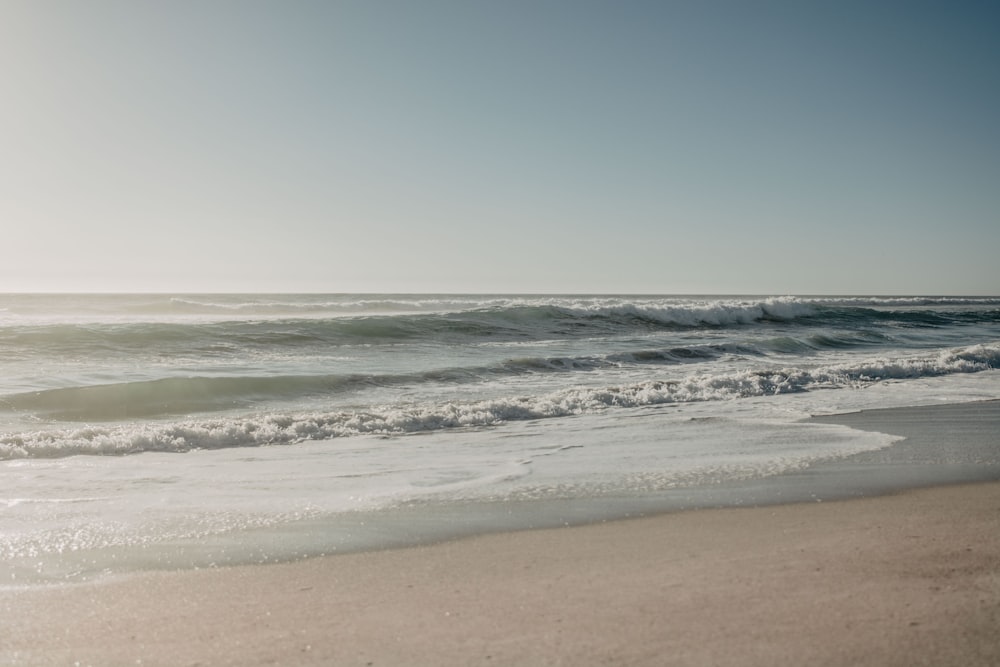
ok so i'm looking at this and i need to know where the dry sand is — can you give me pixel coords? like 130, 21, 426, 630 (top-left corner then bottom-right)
2, 481, 998, 667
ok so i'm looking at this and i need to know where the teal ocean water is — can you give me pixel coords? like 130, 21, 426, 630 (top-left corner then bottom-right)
2, 294, 998, 583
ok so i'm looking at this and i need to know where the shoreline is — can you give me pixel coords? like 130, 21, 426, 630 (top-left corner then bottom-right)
2, 481, 998, 666
8, 398, 997, 587
4, 397, 998, 590
2, 399, 999, 665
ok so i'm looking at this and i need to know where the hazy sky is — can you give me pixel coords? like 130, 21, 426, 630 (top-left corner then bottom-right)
1, 1, 998, 294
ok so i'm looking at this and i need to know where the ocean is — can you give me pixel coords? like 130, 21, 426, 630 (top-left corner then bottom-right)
2, 293, 999, 585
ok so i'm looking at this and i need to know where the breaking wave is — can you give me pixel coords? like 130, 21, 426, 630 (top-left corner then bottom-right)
4, 296, 997, 355
3, 343, 996, 460
1, 332, 924, 423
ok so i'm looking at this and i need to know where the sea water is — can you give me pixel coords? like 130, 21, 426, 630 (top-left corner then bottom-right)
1, 294, 998, 584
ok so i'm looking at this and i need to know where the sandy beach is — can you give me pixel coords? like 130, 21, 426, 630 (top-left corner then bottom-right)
2, 479, 998, 667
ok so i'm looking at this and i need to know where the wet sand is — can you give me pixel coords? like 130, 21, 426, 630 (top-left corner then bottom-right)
2, 479, 998, 667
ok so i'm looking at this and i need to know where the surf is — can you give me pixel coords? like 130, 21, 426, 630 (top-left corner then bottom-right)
3, 342, 996, 460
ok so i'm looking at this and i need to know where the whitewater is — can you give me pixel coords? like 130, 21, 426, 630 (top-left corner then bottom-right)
2, 294, 999, 584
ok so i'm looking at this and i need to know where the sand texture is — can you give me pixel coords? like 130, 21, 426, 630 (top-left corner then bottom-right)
2, 481, 999, 666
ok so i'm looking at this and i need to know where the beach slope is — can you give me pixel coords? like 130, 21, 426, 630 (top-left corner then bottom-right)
3, 481, 998, 667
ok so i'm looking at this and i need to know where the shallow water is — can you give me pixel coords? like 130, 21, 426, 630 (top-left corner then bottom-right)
2, 294, 998, 584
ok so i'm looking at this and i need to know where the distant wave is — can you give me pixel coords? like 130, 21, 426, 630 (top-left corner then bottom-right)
108, 295, 1000, 316
4, 294, 999, 322
164, 296, 502, 316
5, 297, 997, 355
802, 296, 1000, 307
3, 343, 996, 459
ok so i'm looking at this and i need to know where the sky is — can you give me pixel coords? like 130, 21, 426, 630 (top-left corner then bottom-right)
1, 0, 998, 295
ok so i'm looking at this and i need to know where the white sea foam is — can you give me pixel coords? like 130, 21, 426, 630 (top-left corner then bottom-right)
3, 343, 996, 459
551, 296, 817, 327
0, 404, 904, 583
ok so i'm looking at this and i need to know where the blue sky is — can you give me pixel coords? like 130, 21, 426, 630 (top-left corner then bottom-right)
1, 0, 998, 294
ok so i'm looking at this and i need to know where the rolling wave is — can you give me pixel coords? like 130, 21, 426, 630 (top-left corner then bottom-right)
3, 343, 996, 459
4, 297, 997, 355
0, 346, 733, 421
0, 331, 913, 422
1, 375, 357, 420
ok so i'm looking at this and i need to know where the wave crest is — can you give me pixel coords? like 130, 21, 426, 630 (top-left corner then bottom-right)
3, 343, 996, 460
